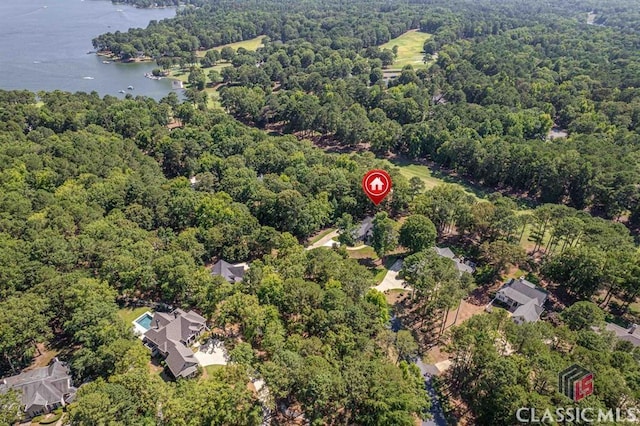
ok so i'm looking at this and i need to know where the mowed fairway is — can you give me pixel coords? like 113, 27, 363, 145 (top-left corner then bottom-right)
380, 30, 432, 70
388, 161, 481, 200
196, 35, 266, 57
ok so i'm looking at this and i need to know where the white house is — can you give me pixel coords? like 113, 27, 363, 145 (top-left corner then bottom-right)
495, 277, 547, 324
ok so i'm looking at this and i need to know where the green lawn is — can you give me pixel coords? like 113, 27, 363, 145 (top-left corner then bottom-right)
117, 306, 150, 324
205, 364, 225, 376
348, 246, 378, 260
389, 161, 482, 201
196, 35, 266, 58
380, 30, 433, 70
393, 163, 449, 191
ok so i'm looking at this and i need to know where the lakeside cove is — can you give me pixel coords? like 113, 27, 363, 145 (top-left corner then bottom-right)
0, 0, 176, 99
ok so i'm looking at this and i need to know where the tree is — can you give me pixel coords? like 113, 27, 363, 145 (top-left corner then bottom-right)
208, 69, 222, 85
201, 49, 221, 67
0, 294, 50, 372
399, 214, 437, 253
542, 247, 606, 299
480, 240, 526, 275
561, 301, 606, 330
0, 389, 20, 425
220, 86, 265, 122
220, 46, 236, 61
411, 185, 474, 235
371, 212, 397, 259
365, 289, 390, 324
395, 330, 418, 363
336, 213, 358, 246
408, 176, 425, 199
188, 67, 206, 91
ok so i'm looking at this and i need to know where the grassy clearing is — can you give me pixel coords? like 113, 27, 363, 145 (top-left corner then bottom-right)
389, 160, 482, 201
348, 245, 378, 259
117, 306, 150, 324
196, 35, 266, 58
393, 163, 448, 191
380, 30, 432, 70
201, 364, 225, 381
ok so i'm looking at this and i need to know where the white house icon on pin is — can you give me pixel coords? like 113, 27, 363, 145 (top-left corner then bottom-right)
369, 176, 384, 192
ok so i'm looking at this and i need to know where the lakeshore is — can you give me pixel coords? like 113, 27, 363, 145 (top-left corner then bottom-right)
0, 0, 176, 99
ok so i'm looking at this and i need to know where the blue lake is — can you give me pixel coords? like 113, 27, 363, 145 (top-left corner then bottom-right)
0, 0, 178, 99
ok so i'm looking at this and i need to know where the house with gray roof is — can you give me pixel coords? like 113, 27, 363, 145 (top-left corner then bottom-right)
434, 246, 476, 276
356, 216, 374, 243
211, 260, 247, 283
495, 277, 547, 324
601, 323, 640, 346
143, 309, 207, 379
0, 359, 76, 418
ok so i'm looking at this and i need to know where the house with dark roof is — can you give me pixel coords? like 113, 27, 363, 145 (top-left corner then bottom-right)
143, 309, 207, 379
356, 216, 374, 243
0, 359, 76, 418
211, 260, 247, 283
434, 246, 476, 276
495, 277, 548, 324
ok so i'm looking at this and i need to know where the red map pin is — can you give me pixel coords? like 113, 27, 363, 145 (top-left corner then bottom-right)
362, 169, 392, 205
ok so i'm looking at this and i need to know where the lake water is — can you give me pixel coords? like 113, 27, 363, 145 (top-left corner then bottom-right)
0, 0, 177, 99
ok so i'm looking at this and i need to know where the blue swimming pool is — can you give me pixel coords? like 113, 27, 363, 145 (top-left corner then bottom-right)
135, 312, 153, 331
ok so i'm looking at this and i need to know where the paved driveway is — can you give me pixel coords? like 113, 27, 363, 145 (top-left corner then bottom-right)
306, 230, 339, 250
415, 359, 448, 426
193, 340, 227, 366
372, 259, 408, 292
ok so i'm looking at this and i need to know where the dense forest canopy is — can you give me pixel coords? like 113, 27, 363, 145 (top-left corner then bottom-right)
93, 0, 640, 222
0, 88, 430, 424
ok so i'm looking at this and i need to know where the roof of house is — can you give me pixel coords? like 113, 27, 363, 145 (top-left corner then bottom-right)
434, 247, 476, 275
165, 343, 199, 379
512, 299, 545, 323
455, 261, 475, 275
496, 278, 547, 323
0, 359, 74, 411
434, 247, 456, 259
144, 309, 206, 378
498, 278, 547, 306
356, 216, 374, 239
211, 260, 246, 283
603, 323, 640, 346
